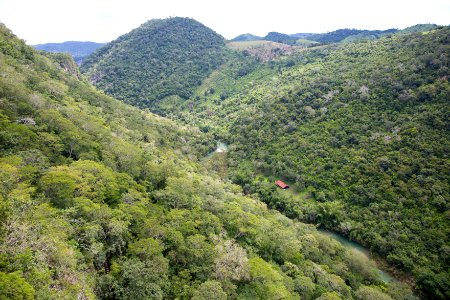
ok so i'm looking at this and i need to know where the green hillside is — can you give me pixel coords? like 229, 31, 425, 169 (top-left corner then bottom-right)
0, 23, 420, 300
162, 28, 450, 299
80, 17, 227, 114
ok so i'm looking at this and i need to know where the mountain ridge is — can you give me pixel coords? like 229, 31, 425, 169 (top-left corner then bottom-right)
229, 24, 441, 47
34, 41, 105, 64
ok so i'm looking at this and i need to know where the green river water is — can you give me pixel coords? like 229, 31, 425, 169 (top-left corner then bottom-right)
318, 229, 394, 283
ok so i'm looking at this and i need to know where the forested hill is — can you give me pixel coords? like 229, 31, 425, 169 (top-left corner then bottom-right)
161, 27, 450, 298
80, 17, 226, 111
263, 32, 298, 45
0, 23, 420, 299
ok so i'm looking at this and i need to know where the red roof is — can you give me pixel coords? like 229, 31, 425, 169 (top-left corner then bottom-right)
275, 180, 289, 189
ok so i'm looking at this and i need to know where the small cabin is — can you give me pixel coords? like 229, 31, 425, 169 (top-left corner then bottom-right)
275, 180, 289, 189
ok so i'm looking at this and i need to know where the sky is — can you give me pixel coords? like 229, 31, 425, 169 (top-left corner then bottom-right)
0, 0, 449, 44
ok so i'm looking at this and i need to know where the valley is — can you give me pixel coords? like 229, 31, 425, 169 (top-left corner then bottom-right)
0, 16, 448, 300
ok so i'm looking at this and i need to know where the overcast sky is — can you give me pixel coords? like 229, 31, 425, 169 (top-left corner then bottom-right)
0, 0, 449, 44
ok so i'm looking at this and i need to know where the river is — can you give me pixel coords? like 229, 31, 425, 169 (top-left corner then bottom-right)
206, 141, 229, 158
318, 229, 394, 283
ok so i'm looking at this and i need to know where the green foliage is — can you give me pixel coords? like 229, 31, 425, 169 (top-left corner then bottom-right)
192, 280, 227, 300
39, 166, 80, 208
238, 257, 298, 300
71, 160, 121, 205
315, 291, 342, 300
0, 271, 35, 300
355, 285, 393, 300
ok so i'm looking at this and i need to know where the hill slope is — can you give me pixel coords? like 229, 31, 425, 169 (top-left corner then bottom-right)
34, 41, 105, 64
0, 23, 418, 300
80, 17, 226, 112
163, 28, 450, 299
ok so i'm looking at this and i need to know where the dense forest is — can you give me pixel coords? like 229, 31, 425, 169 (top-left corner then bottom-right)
0, 23, 423, 300
96, 26, 449, 299
81, 17, 227, 114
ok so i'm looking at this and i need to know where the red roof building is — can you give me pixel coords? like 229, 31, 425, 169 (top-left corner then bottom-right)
275, 180, 289, 189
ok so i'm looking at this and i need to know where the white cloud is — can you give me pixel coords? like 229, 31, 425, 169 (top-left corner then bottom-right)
0, 0, 448, 44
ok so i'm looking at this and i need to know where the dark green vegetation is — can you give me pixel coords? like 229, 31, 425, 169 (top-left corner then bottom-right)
145, 27, 449, 299
34, 41, 106, 64
81, 17, 226, 114
0, 23, 421, 299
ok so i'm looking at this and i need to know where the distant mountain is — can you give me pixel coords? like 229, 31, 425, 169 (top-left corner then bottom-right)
263, 32, 297, 45
231, 24, 441, 47
80, 17, 226, 112
289, 33, 313, 39
33, 41, 105, 64
230, 33, 262, 42
305, 28, 398, 44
